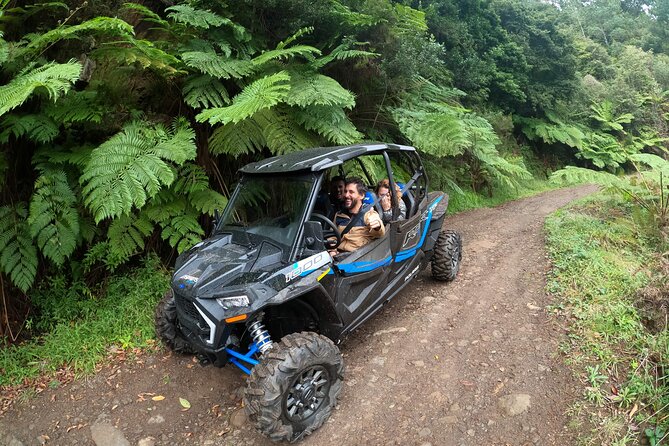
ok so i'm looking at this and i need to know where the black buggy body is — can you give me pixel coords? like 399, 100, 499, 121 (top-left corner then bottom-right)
155, 143, 462, 442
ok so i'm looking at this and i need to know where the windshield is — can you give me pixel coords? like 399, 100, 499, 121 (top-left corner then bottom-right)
218, 174, 315, 248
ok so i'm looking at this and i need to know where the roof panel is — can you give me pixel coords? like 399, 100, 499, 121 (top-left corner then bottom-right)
239, 143, 416, 174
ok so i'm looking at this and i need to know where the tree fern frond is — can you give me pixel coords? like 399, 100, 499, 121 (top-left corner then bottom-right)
208, 118, 266, 156
181, 51, 254, 79
152, 118, 197, 164
44, 91, 104, 124
189, 190, 228, 216
284, 70, 355, 108
0, 114, 58, 143
251, 45, 320, 66
106, 212, 154, 268
0, 34, 8, 65
22, 17, 134, 56
294, 105, 362, 145
550, 166, 622, 187
47, 145, 94, 168
81, 120, 197, 222
629, 153, 669, 176
516, 116, 586, 149
0, 203, 38, 291
166, 4, 241, 33
28, 169, 79, 265
392, 4, 428, 34
183, 74, 230, 109
0, 61, 81, 117
143, 192, 185, 223
255, 108, 320, 154
310, 42, 378, 69
276, 27, 313, 50
394, 108, 468, 156
329, 0, 382, 28
196, 71, 291, 125
122, 3, 169, 28
160, 214, 204, 253
93, 39, 181, 74
173, 163, 210, 194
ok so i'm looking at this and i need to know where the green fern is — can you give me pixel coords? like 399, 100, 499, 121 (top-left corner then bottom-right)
0, 61, 82, 117
310, 41, 378, 69
106, 212, 153, 268
161, 214, 204, 253
394, 108, 469, 156
44, 91, 104, 124
28, 169, 80, 265
329, 0, 382, 28
93, 39, 181, 74
81, 119, 196, 222
208, 119, 266, 156
0, 114, 58, 143
121, 2, 169, 28
590, 100, 633, 133
46, 145, 94, 168
516, 116, 586, 149
254, 108, 320, 154
294, 105, 362, 145
21, 17, 134, 56
165, 4, 228, 29
251, 45, 320, 66
172, 163, 228, 216
284, 70, 355, 108
183, 74, 230, 108
0, 32, 8, 65
181, 51, 254, 79
0, 203, 38, 291
196, 71, 291, 125
392, 4, 428, 34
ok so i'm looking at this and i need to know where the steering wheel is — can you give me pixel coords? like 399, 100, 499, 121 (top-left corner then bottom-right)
310, 213, 341, 249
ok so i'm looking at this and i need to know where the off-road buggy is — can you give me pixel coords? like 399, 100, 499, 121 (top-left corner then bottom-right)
155, 143, 462, 442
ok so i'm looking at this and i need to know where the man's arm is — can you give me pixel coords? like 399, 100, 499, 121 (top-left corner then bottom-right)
364, 209, 385, 238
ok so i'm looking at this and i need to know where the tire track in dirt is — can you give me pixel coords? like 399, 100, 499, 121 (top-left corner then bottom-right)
0, 185, 597, 446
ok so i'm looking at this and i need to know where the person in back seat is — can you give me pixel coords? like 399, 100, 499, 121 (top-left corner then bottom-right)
329, 177, 385, 255
376, 179, 406, 224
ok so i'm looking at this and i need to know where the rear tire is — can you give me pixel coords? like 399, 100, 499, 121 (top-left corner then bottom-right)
154, 289, 194, 354
244, 332, 344, 443
431, 229, 462, 281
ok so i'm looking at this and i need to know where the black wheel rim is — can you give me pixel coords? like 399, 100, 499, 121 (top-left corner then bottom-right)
284, 365, 331, 422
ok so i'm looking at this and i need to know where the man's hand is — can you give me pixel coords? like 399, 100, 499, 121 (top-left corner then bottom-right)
368, 214, 382, 230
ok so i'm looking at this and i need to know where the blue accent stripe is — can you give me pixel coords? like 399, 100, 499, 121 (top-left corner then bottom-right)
395, 195, 443, 263
337, 256, 392, 274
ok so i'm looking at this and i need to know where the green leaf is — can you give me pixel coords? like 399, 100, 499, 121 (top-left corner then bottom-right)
28, 169, 80, 265
183, 74, 230, 109
106, 213, 154, 268
0, 114, 59, 143
284, 70, 355, 109
181, 51, 254, 79
196, 71, 291, 125
0, 204, 38, 291
0, 61, 82, 117
81, 119, 197, 222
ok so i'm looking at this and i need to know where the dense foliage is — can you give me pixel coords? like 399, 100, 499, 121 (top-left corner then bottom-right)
0, 0, 667, 439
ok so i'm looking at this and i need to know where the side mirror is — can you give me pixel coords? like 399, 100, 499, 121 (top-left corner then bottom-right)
303, 221, 325, 251
211, 209, 222, 235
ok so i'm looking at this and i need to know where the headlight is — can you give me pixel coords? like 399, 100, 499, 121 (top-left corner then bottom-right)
216, 295, 250, 309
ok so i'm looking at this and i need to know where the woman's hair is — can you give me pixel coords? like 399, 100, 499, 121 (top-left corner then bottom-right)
375, 178, 402, 201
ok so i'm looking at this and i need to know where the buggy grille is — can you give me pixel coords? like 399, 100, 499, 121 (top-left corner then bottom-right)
175, 293, 204, 324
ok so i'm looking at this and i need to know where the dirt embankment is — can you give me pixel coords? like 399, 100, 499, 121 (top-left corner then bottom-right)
0, 186, 597, 446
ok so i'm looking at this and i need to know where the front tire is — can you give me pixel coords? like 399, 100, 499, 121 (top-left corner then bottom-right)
244, 332, 344, 442
154, 289, 194, 354
431, 229, 462, 281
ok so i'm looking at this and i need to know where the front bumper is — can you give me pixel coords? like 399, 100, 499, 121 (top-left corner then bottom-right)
174, 291, 235, 357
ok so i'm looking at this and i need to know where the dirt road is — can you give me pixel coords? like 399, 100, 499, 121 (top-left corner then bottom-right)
0, 186, 597, 446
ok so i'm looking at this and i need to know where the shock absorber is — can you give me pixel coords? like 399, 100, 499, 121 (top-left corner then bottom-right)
247, 314, 273, 354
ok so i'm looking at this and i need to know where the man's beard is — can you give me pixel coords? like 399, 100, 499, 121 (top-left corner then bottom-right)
344, 197, 359, 211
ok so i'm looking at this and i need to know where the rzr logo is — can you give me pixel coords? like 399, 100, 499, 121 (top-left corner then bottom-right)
402, 223, 420, 247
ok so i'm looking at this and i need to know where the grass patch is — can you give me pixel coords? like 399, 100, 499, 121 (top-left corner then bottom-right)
448, 177, 558, 213
0, 256, 170, 387
546, 193, 669, 445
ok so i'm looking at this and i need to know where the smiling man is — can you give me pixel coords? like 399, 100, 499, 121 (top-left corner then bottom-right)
331, 177, 385, 254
